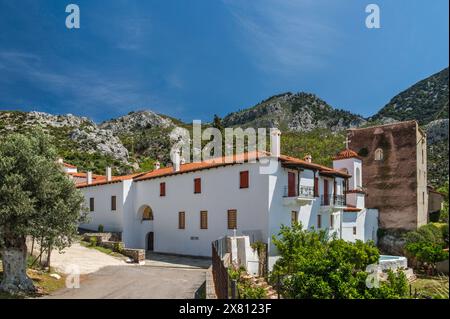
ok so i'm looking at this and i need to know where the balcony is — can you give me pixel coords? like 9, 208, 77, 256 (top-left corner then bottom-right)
320, 195, 346, 208
282, 185, 315, 206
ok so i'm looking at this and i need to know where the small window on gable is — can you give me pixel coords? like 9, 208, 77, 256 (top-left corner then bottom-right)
200, 211, 208, 229
111, 196, 117, 211
240, 171, 249, 189
178, 212, 185, 229
317, 215, 322, 229
330, 214, 334, 228
353, 226, 357, 235
228, 209, 237, 230
160, 182, 166, 197
374, 148, 383, 161
194, 178, 201, 194
89, 198, 95, 212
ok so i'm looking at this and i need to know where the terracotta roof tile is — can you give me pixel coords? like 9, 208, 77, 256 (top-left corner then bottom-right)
332, 149, 361, 160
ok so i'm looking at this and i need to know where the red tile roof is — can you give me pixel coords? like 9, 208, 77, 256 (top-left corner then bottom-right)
63, 162, 77, 169
343, 207, 362, 212
75, 151, 351, 188
332, 149, 361, 160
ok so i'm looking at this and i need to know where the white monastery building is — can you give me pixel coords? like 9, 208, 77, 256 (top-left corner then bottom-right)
61, 131, 378, 265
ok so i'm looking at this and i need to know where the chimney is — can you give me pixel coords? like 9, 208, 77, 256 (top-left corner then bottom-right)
87, 171, 93, 185
270, 128, 281, 158
154, 161, 161, 170
173, 150, 181, 172
304, 154, 312, 163
106, 167, 112, 182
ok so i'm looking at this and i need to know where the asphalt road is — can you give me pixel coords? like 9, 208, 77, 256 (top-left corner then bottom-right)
44, 264, 207, 299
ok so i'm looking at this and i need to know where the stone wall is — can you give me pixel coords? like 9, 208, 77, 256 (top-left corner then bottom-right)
348, 121, 425, 230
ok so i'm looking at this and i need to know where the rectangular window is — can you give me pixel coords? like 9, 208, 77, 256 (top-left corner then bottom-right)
160, 182, 166, 197
194, 178, 201, 194
89, 198, 94, 212
240, 171, 249, 189
314, 177, 319, 197
228, 209, 237, 229
353, 227, 357, 236
179, 212, 185, 229
330, 214, 334, 228
291, 211, 298, 226
317, 214, 322, 229
200, 211, 208, 229
111, 196, 116, 211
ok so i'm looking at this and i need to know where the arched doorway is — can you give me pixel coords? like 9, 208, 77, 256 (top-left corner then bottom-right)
146, 232, 154, 251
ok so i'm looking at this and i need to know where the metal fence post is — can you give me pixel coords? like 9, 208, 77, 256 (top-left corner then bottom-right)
231, 279, 237, 299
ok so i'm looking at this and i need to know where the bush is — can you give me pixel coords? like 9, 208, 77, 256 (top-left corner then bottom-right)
113, 242, 124, 253
97, 224, 104, 232
238, 283, 267, 299
270, 223, 408, 299
89, 236, 98, 247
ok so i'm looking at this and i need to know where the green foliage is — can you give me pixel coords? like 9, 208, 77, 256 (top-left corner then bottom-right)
113, 242, 124, 253
366, 270, 409, 299
405, 223, 449, 272
437, 182, 449, 223
89, 237, 98, 247
281, 129, 345, 167
271, 223, 408, 299
0, 130, 87, 250
97, 224, 104, 233
237, 282, 267, 299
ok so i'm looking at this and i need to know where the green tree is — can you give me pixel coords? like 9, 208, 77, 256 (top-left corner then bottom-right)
437, 181, 449, 223
271, 223, 408, 299
0, 131, 87, 293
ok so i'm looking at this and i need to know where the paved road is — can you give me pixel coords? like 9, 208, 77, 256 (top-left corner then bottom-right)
45, 265, 206, 299
49, 242, 127, 274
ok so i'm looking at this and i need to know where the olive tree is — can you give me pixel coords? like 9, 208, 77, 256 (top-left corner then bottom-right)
0, 131, 86, 293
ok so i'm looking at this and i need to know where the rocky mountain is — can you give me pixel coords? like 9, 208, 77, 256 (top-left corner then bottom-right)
222, 92, 366, 132
0, 111, 131, 173
371, 67, 448, 124
1, 68, 448, 185
99, 110, 174, 135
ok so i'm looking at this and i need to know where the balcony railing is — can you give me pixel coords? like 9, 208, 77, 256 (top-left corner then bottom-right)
321, 194, 346, 206
283, 185, 314, 198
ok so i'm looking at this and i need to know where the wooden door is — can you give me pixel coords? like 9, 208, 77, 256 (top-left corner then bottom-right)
147, 232, 154, 251
288, 172, 296, 197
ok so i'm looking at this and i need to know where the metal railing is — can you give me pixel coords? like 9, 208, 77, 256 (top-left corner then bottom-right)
283, 185, 314, 198
321, 194, 346, 206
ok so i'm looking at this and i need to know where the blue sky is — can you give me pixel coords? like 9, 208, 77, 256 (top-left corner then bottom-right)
0, 0, 448, 123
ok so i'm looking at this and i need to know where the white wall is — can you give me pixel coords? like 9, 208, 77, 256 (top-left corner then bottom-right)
79, 182, 126, 232
128, 162, 270, 257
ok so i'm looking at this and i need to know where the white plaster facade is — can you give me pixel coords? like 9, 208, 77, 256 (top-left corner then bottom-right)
72, 136, 378, 261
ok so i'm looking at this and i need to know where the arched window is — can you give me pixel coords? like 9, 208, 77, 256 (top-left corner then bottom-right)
142, 206, 154, 221
374, 148, 383, 161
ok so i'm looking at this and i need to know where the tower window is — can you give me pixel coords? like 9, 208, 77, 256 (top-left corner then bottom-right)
374, 148, 383, 161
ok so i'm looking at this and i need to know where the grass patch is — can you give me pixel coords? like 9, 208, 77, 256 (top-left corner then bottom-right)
79, 241, 126, 259
411, 275, 449, 299
0, 260, 66, 299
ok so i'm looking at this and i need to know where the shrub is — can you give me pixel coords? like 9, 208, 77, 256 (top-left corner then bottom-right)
89, 236, 98, 247
113, 242, 124, 253
238, 283, 267, 299
97, 224, 104, 232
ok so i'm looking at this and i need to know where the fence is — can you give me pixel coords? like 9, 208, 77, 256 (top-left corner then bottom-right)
212, 237, 231, 299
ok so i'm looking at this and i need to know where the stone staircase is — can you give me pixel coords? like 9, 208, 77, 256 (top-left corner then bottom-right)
241, 274, 279, 299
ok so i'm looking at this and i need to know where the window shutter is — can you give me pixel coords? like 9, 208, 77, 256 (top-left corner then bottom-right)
160, 182, 166, 196
194, 178, 201, 194
240, 171, 249, 188
314, 177, 319, 197
200, 211, 208, 229
179, 212, 185, 229
89, 198, 95, 212
111, 196, 116, 211
227, 210, 237, 229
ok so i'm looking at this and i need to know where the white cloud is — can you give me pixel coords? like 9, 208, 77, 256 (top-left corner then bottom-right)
223, 0, 342, 74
